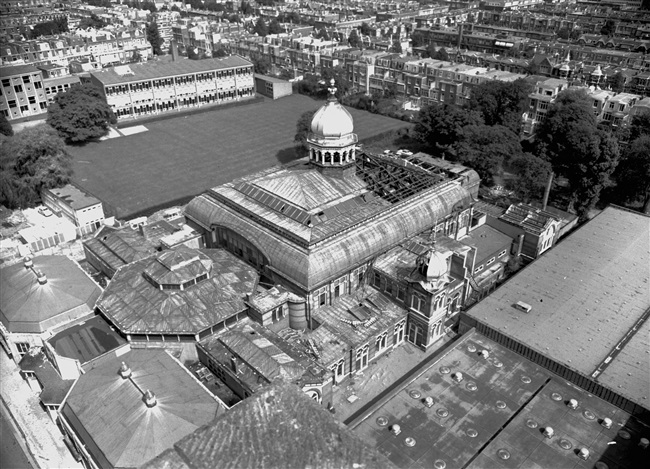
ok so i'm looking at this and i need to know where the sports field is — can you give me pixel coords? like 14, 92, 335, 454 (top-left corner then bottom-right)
68, 94, 410, 219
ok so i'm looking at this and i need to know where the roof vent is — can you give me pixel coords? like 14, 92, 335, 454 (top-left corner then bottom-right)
543, 427, 554, 438
119, 362, 132, 379
568, 398, 579, 409
24, 256, 33, 268
578, 447, 589, 460
391, 424, 401, 436
424, 397, 435, 408
480, 350, 489, 359
515, 301, 532, 313
452, 372, 463, 383
601, 417, 612, 429
36, 271, 47, 285
144, 389, 157, 407
639, 438, 649, 449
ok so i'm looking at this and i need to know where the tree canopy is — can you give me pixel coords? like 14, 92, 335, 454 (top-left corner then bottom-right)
294, 109, 318, 156
78, 14, 106, 30
31, 17, 68, 38
507, 152, 552, 203
534, 89, 620, 220
0, 113, 13, 137
348, 30, 361, 48
414, 104, 484, 157
268, 18, 282, 35
146, 22, 164, 55
0, 125, 73, 209
254, 17, 268, 36
611, 134, 650, 213
468, 78, 533, 134
47, 84, 117, 143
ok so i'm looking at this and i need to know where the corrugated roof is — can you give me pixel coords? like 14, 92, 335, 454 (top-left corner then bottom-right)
97, 247, 258, 335
142, 384, 394, 469
89, 55, 252, 85
464, 206, 650, 409
0, 256, 101, 334
62, 348, 223, 469
499, 203, 559, 235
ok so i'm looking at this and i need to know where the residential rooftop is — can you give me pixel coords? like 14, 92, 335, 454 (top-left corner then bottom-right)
45, 184, 101, 210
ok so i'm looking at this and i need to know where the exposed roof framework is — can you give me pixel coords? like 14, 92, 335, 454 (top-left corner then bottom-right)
355, 154, 445, 204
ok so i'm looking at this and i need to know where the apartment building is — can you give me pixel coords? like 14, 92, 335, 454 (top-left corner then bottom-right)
0, 64, 47, 120
522, 78, 569, 136
87, 55, 255, 120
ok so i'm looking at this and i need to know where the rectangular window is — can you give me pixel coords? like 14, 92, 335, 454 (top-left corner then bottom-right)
486, 257, 495, 266
16, 342, 30, 356
331, 359, 345, 383
8, 100, 16, 108
394, 319, 406, 344
410, 293, 426, 313
22, 75, 31, 83
14, 84, 23, 93
373, 272, 381, 288
499, 249, 507, 257
34, 81, 42, 89
28, 96, 36, 104
397, 285, 406, 302
474, 265, 484, 274
1, 79, 10, 88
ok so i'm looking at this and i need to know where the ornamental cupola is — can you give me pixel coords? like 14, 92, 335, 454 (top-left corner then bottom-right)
307, 79, 358, 177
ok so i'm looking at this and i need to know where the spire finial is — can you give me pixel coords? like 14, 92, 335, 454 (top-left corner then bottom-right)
327, 78, 337, 100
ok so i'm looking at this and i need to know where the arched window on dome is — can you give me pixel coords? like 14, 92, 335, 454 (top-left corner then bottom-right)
333, 152, 340, 164
324, 152, 331, 163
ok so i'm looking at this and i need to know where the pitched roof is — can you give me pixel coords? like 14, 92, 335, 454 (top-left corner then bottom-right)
463, 206, 650, 409
97, 247, 258, 335
61, 348, 223, 469
142, 384, 395, 469
0, 256, 101, 333
499, 203, 559, 236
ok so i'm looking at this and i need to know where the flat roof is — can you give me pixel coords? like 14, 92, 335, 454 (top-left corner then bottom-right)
47, 315, 126, 364
461, 225, 513, 265
90, 55, 252, 85
0, 64, 39, 77
44, 184, 101, 210
463, 206, 650, 409
351, 330, 648, 469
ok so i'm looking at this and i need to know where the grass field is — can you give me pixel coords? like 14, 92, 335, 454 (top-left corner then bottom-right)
68, 94, 411, 219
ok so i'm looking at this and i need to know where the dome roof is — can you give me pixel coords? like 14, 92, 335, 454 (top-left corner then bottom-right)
423, 250, 448, 281
310, 100, 354, 138
310, 79, 354, 138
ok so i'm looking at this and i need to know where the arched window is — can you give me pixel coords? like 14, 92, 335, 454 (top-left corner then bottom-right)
333, 152, 340, 164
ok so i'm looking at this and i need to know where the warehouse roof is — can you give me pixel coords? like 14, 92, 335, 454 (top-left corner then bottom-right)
463, 206, 650, 409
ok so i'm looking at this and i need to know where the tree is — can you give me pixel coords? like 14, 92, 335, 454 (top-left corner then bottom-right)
611, 72, 626, 93
294, 109, 318, 156
454, 125, 522, 185
507, 152, 552, 202
432, 47, 449, 61
31, 17, 68, 38
628, 110, 650, 142
146, 22, 164, 55
611, 135, 650, 213
0, 125, 73, 209
360, 22, 372, 36
600, 19, 616, 36
213, 48, 227, 58
425, 43, 437, 59
140, 1, 157, 13
187, 46, 199, 59
254, 17, 268, 36
0, 113, 13, 137
228, 14, 240, 23
415, 104, 484, 157
78, 14, 106, 30
348, 29, 361, 48
268, 18, 282, 35
535, 89, 620, 220
316, 28, 330, 40
468, 78, 533, 134
391, 39, 402, 54
240, 1, 254, 16
251, 54, 271, 75
47, 84, 117, 143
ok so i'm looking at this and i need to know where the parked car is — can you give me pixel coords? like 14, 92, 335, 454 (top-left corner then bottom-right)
38, 206, 53, 217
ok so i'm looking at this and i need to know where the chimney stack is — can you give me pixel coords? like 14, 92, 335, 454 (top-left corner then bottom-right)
144, 390, 157, 408
171, 39, 179, 62
119, 362, 132, 379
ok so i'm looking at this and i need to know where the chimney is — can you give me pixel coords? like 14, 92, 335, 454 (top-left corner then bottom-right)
144, 389, 157, 407
230, 355, 238, 374
119, 362, 132, 379
171, 39, 179, 62
36, 271, 47, 285
24, 256, 33, 268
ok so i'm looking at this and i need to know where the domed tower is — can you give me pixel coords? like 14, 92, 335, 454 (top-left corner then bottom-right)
307, 79, 358, 177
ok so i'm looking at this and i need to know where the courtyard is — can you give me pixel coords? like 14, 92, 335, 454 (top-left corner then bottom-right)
68, 94, 411, 219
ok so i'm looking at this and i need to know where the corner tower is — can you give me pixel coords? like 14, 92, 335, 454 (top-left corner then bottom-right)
307, 79, 358, 177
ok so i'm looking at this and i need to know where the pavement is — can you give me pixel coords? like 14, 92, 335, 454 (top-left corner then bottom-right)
0, 352, 82, 469
333, 332, 456, 423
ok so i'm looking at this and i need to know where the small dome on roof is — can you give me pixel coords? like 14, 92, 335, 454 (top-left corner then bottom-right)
310, 80, 354, 138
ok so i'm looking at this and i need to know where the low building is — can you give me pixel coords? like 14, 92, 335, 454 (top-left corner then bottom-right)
253, 73, 292, 99
460, 206, 650, 418
96, 246, 259, 348
141, 384, 393, 469
0, 255, 102, 363
59, 348, 225, 469
41, 184, 105, 234
86, 55, 255, 120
